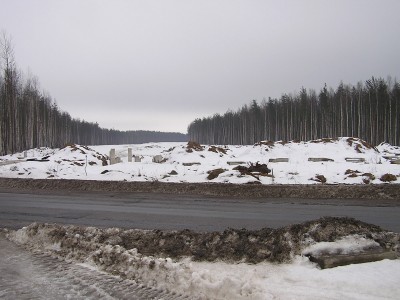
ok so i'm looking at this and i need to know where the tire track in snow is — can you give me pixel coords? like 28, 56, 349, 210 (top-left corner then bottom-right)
0, 234, 188, 300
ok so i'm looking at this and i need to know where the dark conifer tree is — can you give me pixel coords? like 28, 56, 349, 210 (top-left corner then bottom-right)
188, 78, 400, 146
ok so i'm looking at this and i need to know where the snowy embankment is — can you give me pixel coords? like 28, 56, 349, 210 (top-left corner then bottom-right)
0, 137, 399, 185
5, 217, 400, 300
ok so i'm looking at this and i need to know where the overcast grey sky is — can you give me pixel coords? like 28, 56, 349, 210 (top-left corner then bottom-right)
1, 0, 400, 133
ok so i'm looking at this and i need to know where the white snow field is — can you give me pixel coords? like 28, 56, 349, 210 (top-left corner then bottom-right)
0, 137, 399, 184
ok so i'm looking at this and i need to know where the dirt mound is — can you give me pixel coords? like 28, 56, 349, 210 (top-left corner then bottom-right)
380, 173, 397, 182
9, 217, 399, 264
310, 174, 327, 183
233, 162, 271, 181
186, 141, 204, 152
207, 168, 226, 180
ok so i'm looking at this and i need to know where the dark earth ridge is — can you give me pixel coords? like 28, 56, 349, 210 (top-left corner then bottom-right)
1, 177, 400, 200
7, 217, 399, 264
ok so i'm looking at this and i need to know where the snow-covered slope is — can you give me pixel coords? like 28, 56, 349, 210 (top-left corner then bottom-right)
0, 137, 399, 184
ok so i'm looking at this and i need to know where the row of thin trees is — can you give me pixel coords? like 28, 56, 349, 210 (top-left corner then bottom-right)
188, 77, 400, 146
0, 34, 186, 155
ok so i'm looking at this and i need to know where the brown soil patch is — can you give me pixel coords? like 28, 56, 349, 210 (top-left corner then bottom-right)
186, 141, 204, 153
207, 168, 226, 180
380, 174, 397, 182
208, 145, 227, 154
311, 174, 327, 183
1, 178, 400, 200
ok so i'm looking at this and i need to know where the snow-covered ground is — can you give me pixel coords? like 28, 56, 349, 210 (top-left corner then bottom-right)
1, 138, 399, 298
0, 137, 399, 184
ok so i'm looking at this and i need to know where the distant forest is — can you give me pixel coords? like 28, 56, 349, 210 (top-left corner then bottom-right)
0, 34, 187, 155
188, 77, 400, 146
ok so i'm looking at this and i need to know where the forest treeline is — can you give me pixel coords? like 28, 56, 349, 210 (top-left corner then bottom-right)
188, 77, 400, 146
0, 34, 187, 155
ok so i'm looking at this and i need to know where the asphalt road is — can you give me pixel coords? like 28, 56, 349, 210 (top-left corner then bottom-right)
1, 190, 399, 232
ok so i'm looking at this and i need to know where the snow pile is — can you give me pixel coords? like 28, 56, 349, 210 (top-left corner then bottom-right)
0, 146, 56, 161
302, 235, 380, 256
0, 144, 108, 179
377, 142, 400, 156
1, 137, 399, 184
6, 217, 400, 299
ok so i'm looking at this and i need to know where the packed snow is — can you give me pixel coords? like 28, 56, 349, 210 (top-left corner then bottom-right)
0, 137, 399, 184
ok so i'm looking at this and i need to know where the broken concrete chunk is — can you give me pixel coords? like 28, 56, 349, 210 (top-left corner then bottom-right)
152, 155, 164, 163
182, 162, 201, 166
269, 158, 289, 163
345, 157, 365, 163
307, 248, 398, 269
227, 161, 246, 165
308, 157, 334, 162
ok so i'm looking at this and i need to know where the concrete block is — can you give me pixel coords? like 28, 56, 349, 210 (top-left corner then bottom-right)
345, 157, 365, 163
109, 149, 116, 165
153, 155, 164, 163
182, 162, 201, 166
308, 248, 398, 269
227, 161, 246, 165
383, 155, 395, 160
383, 156, 400, 163
308, 157, 334, 162
391, 159, 400, 164
128, 148, 132, 162
269, 158, 289, 163
134, 155, 142, 162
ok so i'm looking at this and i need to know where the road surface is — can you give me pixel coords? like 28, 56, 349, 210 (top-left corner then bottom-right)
1, 190, 399, 299
1, 190, 399, 232
0, 232, 187, 300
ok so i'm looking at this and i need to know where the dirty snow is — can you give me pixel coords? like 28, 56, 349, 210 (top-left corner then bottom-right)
5, 219, 400, 300
0, 137, 399, 185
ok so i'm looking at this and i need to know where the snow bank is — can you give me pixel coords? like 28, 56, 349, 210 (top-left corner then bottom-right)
6, 217, 400, 299
1, 137, 399, 185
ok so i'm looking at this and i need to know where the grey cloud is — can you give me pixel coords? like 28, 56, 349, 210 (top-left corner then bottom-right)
1, 0, 399, 133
